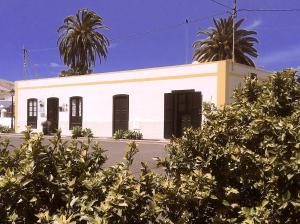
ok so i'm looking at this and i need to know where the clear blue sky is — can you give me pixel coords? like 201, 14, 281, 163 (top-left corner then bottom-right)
0, 0, 299, 81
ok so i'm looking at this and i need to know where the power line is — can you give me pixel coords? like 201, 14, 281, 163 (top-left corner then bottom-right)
28, 11, 228, 53
30, 47, 57, 53
239, 8, 300, 12
209, 0, 232, 10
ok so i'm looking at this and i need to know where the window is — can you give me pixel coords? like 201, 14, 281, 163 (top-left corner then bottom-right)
27, 98, 38, 128
69, 96, 82, 129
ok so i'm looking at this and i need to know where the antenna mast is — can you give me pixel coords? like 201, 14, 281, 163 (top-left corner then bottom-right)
23, 46, 28, 80
185, 19, 189, 64
232, 0, 237, 63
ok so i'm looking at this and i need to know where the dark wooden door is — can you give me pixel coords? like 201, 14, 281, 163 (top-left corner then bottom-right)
113, 95, 129, 134
191, 92, 202, 128
47, 97, 59, 133
176, 92, 192, 137
164, 93, 174, 139
164, 90, 202, 138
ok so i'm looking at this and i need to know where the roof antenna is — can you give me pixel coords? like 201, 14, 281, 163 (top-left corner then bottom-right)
23, 45, 28, 80
185, 18, 189, 64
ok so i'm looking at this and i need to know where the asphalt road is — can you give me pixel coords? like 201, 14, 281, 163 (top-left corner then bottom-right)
0, 134, 168, 174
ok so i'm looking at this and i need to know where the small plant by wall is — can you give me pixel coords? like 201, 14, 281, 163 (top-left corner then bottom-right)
113, 129, 143, 140
0, 125, 12, 133
71, 127, 94, 139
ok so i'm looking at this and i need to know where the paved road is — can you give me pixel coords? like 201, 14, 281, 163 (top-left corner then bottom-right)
0, 134, 168, 174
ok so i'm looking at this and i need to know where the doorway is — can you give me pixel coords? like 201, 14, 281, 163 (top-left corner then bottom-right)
47, 97, 59, 133
164, 90, 202, 138
113, 94, 129, 134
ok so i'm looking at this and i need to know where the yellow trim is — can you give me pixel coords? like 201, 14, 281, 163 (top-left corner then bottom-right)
217, 60, 229, 107
15, 61, 219, 83
18, 73, 217, 90
14, 82, 19, 133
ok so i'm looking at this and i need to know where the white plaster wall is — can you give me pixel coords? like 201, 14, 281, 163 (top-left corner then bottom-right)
0, 117, 12, 127
227, 63, 269, 104
16, 63, 219, 139
229, 63, 269, 80
17, 76, 218, 139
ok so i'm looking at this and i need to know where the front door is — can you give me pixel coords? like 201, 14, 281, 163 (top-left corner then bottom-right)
113, 94, 129, 134
164, 90, 202, 138
47, 97, 59, 133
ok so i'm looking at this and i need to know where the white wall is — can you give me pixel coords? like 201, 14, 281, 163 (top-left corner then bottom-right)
0, 117, 12, 127
227, 63, 270, 103
16, 63, 219, 139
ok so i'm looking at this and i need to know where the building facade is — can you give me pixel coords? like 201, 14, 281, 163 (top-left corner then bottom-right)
15, 60, 268, 139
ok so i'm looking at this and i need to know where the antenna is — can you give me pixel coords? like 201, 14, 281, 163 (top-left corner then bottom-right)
232, 0, 237, 63
185, 19, 189, 64
23, 46, 28, 80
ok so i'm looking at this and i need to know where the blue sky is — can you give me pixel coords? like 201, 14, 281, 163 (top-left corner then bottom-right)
0, 0, 299, 81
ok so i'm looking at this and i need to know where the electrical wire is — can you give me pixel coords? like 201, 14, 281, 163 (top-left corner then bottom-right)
239, 8, 300, 12
28, 11, 228, 53
209, 0, 232, 10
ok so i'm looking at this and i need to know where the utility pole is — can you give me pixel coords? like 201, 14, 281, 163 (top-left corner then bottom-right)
232, 0, 237, 63
23, 46, 28, 80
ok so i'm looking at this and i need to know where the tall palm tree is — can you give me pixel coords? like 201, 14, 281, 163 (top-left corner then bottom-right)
58, 9, 110, 75
193, 16, 258, 67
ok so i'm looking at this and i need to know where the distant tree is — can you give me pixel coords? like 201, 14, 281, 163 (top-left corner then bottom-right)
193, 16, 258, 67
58, 9, 109, 76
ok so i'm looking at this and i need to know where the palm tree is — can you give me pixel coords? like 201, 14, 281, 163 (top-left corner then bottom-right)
193, 16, 258, 67
58, 9, 110, 75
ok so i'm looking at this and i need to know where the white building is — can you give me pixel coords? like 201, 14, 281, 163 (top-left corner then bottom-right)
15, 60, 268, 139
0, 79, 14, 127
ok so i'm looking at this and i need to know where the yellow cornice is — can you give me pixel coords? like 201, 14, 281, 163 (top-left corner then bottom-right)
17, 73, 217, 90
15, 61, 219, 84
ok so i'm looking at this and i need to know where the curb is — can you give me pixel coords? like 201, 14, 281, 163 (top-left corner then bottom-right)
0, 133, 169, 145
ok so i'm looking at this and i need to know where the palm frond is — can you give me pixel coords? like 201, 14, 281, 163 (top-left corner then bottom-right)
192, 16, 258, 67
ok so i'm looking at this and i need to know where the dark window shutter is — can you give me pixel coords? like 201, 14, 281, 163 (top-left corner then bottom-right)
191, 91, 202, 128
164, 93, 174, 139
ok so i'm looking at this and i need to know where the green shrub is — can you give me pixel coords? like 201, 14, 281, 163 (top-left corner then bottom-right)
0, 70, 299, 223
124, 130, 143, 140
71, 126, 83, 139
155, 69, 300, 223
113, 129, 143, 140
0, 125, 12, 133
113, 129, 124, 139
72, 127, 93, 139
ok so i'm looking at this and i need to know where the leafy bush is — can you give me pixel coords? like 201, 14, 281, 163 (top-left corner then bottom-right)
0, 70, 299, 223
113, 129, 124, 139
0, 127, 161, 223
124, 130, 143, 140
113, 129, 143, 140
71, 126, 83, 138
71, 127, 93, 139
0, 125, 12, 133
155, 69, 300, 223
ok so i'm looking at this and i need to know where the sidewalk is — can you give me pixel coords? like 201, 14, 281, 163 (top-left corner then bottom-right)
0, 132, 169, 144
